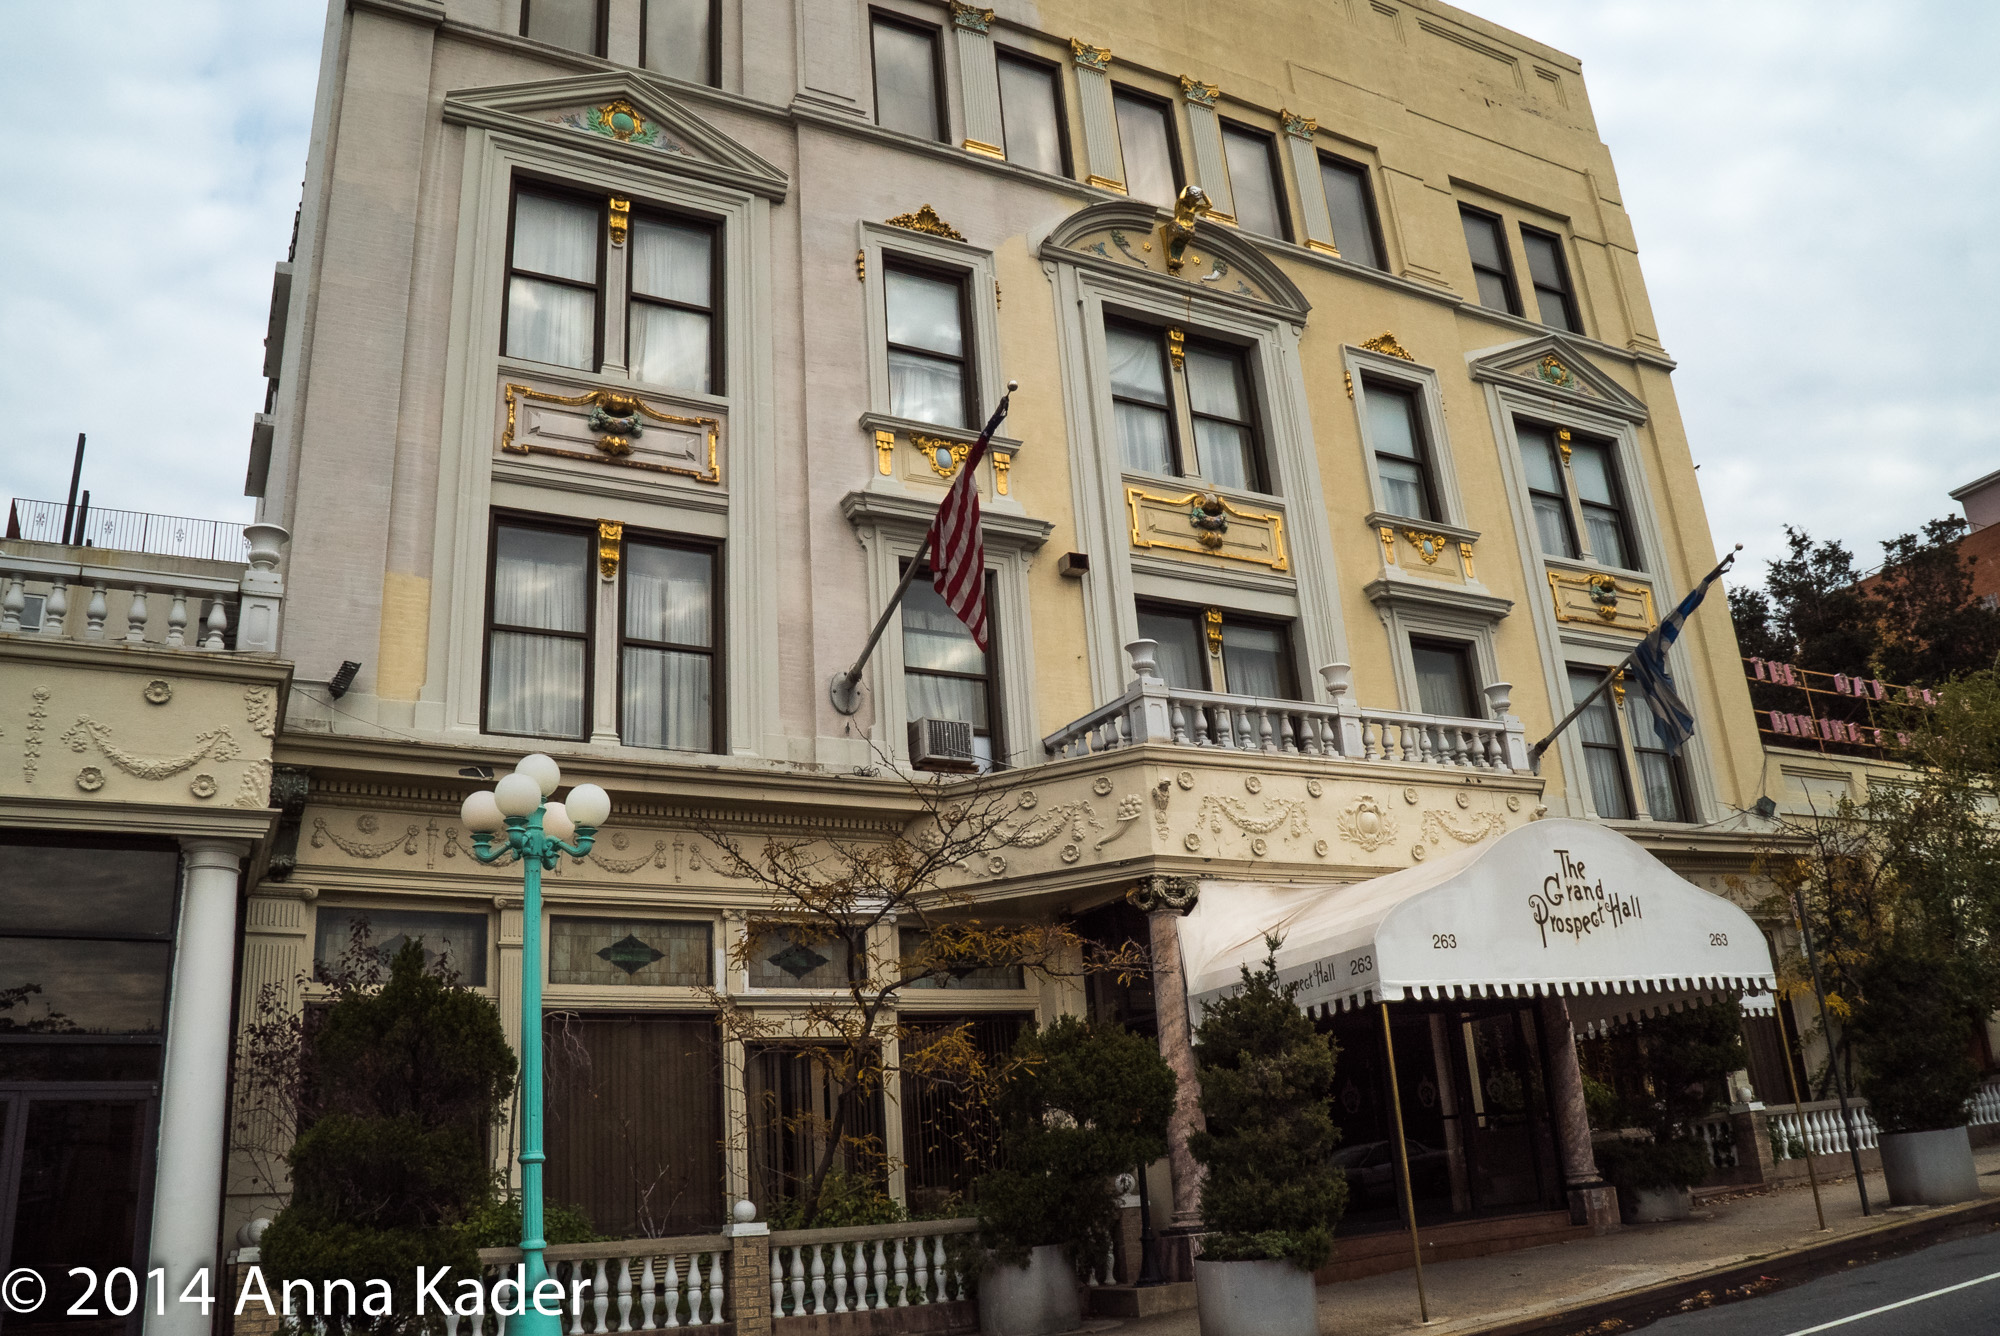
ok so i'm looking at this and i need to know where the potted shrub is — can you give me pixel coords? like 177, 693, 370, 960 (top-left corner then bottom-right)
974, 1016, 1175, 1336
1586, 1000, 1743, 1222
1850, 949, 1985, 1205
1593, 1137, 1715, 1222
1187, 945, 1346, 1336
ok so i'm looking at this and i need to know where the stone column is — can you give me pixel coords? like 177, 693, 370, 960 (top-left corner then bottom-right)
146, 838, 249, 1336
1538, 994, 1620, 1232
1130, 877, 1205, 1228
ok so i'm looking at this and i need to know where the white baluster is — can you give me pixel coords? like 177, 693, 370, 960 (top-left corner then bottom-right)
911, 1233, 931, 1304
936, 1236, 953, 1299
40, 580, 67, 636
769, 1249, 783, 1318
567, 1261, 585, 1335
616, 1258, 634, 1331
789, 1245, 806, 1318
638, 1257, 657, 1331
892, 1236, 910, 1307
203, 596, 228, 650
706, 1252, 723, 1326
125, 584, 149, 642
831, 1242, 849, 1312
0, 573, 22, 632
592, 1259, 610, 1334
166, 589, 188, 646
85, 583, 108, 638
872, 1239, 889, 1310
809, 1242, 825, 1314
1103, 1240, 1117, 1286
661, 1255, 680, 1329
444, 1314, 460, 1336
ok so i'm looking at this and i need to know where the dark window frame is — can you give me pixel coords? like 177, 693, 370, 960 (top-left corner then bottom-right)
500, 180, 607, 372
994, 46, 1072, 178
869, 9, 950, 143
883, 255, 978, 429
1515, 419, 1580, 560
1567, 433, 1642, 572
481, 511, 598, 743
1566, 665, 1637, 821
1318, 150, 1386, 268
1409, 635, 1483, 719
624, 204, 726, 395
900, 561, 1006, 766
1519, 224, 1582, 333
1135, 599, 1300, 699
1104, 315, 1182, 476
519, 0, 607, 57
1218, 118, 1292, 242
1459, 204, 1521, 316
1361, 376, 1439, 522
1110, 86, 1186, 201
640, 0, 722, 86
616, 528, 727, 755
1106, 317, 1270, 492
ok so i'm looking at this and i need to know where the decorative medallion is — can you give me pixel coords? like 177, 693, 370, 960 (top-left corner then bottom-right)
1402, 529, 1450, 565
189, 774, 218, 799
948, 1, 994, 32
599, 933, 667, 975
1069, 38, 1112, 71
1092, 776, 1114, 796
1018, 790, 1039, 809
1336, 795, 1398, 852
1412, 843, 1427, 861
1188, 493, 1231, 550
598, 521, 624, 580
1537, 355, 1575, 388
885, 204, 966, 242
1176, 770, 1196, 790
1403, 786, 1419, 805
143, 679, 173, 705
1360, 332, 1417, 362
1060, 843, 1081, 864
586, 393, 645, 456
1456, 790, 1470, 809
1250, 836, 1269, 857
558, 100, 676, 151
1418, 1075, 1438, 1108
1307, 778, 1324, 798
1507, 795, 1521, 812
913, 433, 971, 478
1589, 574, 1620, 621
1313, 839, 1329, 856
1243, 775, 1263, 794
76, 766, 104, 792
1184, 832, 1202, 852
1279, 108, 1317, 140
1179, 75, 1219, 107
768, 941, 830, 980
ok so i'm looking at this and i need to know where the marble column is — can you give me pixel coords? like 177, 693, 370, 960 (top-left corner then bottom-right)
1131, 877, 1205, 1225
146, 838, 249, 1336
1539, 993, 1620, 1232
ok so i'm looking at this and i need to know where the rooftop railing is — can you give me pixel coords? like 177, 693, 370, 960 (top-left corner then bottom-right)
5, 497, 249, 563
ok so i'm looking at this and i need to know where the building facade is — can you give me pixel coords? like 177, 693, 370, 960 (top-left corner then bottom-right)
242, 0, 1775, 1263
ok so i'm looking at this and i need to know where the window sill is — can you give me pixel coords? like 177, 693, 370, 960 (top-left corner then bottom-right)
1120, 470, 1282, 507
496, 356, 730, 413
1542, 554, 1651, 584
1364, 511, 1481, 545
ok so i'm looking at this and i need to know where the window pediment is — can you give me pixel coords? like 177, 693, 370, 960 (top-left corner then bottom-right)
1467, 335, 1647, 423
443, 75, 790, 200
1040, 202, 1310, 320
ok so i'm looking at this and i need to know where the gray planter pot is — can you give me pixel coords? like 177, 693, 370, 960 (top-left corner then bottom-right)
1881, 1125, 1981, 1206
1195, 1258, 1318, 1336
1620, 1185, 1693, 1223
978, 1244, 1080, 1336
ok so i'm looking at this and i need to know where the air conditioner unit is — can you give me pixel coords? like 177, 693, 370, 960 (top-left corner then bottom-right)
909, 717, 978, 773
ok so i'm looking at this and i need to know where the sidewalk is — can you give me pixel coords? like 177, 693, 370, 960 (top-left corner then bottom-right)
1100, 1145, 2000, 1335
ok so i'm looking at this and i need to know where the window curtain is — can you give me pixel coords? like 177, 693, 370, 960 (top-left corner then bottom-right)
1186, 346, 1253, 490
630, 219, 712, 392
886, 269, 965, 426
1137, 610, 1204, 690
1222, 127, 1283, 237
1569, 441, 1632, 568
644, 0, 712, 82
1367, 387, 1430, 519
1625, 695, 1687, 821
1519, 428, 1577, 558
1113, 93, 1177, 205
1412, 642, 1474, 718
1220, 622, 1288, 699
1107, 325, 1173, 474
488, 527, 589, 738
998, 56, 1063, 174
1568, 669, 1633, 819
507, 194, 598, 369
622, 545, 713, 751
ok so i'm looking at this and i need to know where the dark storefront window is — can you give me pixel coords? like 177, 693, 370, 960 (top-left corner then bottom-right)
899, 1013, 1033, 1214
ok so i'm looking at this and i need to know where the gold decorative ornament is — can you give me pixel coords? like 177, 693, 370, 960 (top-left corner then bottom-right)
875, 429, 895, 475
1189, 492, 1229, 549
1360, 332, 1417, 362
993, 452, 1011, 496
1166, 327, 1186, 371
596, 99, 648, 142
948, 1, 994, 32
1611, 667, 1628, 704
1127, 486, 1288, 569
501, 384, 721, 484
885, 204, 966, 242
1069, 37, 1112, 71
856, 248, 866, 282
1589, 573, 1621, 621
1378, 525, 1397, 565
1402, 529, 1450, 564
913, 433, 971, 478
1546, 569, 1657, 629
607, 197, 630, 246
1086, 174, 1127, 193
1162, 185, 1213, 275
1204, 607, 1224, 654
1305, 238, 1343, 257
597, 520, 623, 580
1458, 540, 1477, 579
962, 138, 1004, 159
1537, 355, 1576, 389
1343, 371, 1354, 399
1556, 426, 1573, 462
1279, 108, 1318, 139
1179, 75, 1220, 107
995, 282, 1002, 310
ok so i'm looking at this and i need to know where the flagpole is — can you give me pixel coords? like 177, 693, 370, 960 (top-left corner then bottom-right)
1526, 545, 1739, 766
829, 382, 1016, 716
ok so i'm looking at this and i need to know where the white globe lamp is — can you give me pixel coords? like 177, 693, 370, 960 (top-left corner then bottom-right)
567, 783, 612, 829
515, 752, 562, 797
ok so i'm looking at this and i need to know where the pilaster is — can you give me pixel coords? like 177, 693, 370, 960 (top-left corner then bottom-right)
1282, 111, 1338, 254
1179, 77, 1233, 221
950, 5, 1005, 160
1070, 40, 1123, 191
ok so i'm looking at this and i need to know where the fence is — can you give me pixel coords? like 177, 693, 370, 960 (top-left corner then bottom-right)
6, 496, 249, 562
1693, 1080, 2000, 1172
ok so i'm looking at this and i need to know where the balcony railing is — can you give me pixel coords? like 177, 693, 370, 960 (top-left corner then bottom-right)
1043, 641, 1531, 773
5, 497, 249, 562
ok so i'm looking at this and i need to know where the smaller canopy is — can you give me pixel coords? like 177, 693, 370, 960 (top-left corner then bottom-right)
1181, 818, 1776, 1032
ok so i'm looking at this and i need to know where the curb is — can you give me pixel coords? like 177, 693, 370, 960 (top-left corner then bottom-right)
1447, 1195, 2000, 1336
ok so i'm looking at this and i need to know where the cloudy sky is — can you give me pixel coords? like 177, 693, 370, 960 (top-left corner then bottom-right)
1, 1, 1993, 589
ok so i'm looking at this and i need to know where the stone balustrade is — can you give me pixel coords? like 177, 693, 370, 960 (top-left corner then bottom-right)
766, 1218, 977, 1318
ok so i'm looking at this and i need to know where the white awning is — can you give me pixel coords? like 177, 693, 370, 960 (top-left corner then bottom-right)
1181, 818, 1776, 1032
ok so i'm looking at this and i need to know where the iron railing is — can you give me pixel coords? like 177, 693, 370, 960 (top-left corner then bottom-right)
5, 497, 249, 563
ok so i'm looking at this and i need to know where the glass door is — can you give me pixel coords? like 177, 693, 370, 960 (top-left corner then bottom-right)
1454, 1009, 1561, 1213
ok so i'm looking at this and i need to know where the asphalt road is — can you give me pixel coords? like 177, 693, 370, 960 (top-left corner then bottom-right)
1643, 1227, 2000, 1335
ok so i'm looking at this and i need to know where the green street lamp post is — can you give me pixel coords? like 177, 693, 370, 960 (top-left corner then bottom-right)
460, 753, 612, 1333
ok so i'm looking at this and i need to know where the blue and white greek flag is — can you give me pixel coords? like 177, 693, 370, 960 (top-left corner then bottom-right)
1628, 555, 1733, 755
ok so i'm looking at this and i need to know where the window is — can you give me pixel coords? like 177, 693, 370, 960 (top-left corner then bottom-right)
1565, 667, 1634, 820
548, 917, 712, 986
1520, 226, 1580, 332
884, 263, 972, 428
749, 926, 853, 988
484, 517, 722, 751
1221, 122, 1287, 239
997, 51, 1066, 176
1460, 206, 1519, 315
897, 929, 1026, 989
747, 1043, 886, 1208
871, 15, 945, 141
1568, 437, 1637, 569
521, 0, 602, 53
314, 908, 488, 985
1412, 638, 1480, 719
628, 213, 717, 394
902, 567, 1003, 769
620, 539, 718, 752
1136, 602, 1297, 698
1515, 423, 1577, 559
1113, 89, 1181, 205
1364, 381, 1437, 520
1319, 154, 1384, 268
1104, 320, 1264, 489
505, 190, 602, 371
643, 0, 718, 85
486, 521, 593, 740
1624, 692, 1691, 822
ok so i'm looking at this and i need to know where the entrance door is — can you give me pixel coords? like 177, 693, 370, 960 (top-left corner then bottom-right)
0, 1087, 158, 1336
1454, 1010, 1561, 1213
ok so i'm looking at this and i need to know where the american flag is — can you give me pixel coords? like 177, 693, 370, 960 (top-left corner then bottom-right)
926, 389, 1014, 651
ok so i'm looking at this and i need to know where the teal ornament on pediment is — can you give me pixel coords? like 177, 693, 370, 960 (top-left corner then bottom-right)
555, 99, 687, 155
